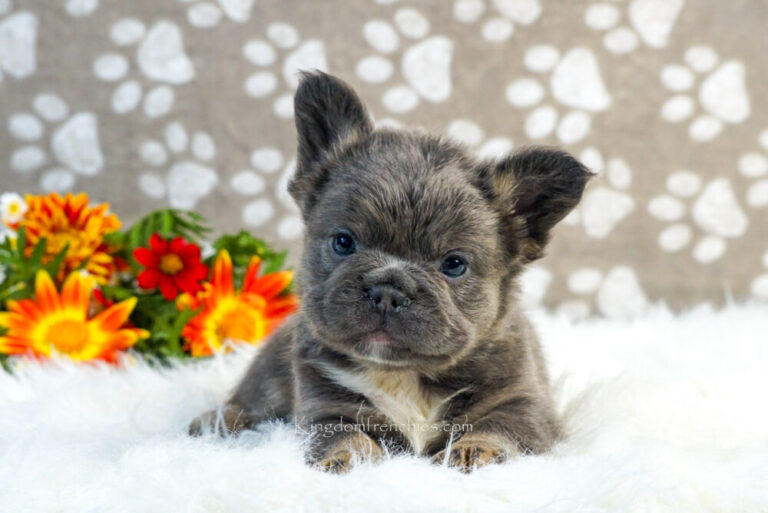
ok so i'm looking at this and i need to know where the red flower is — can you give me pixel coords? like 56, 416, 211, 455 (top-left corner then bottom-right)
133, 234, 208, 301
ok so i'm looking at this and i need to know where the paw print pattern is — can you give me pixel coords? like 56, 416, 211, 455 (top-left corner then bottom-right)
647, 172, 748, 263
271, 158, 304, 241
241, 23, 327, 119
505, 46, 611, 144
737, 129, 768, 210
137, 121, 218, 209
659, 46, 750, 142
560, 266, 649, 321
0, 3, 37, 82
229, 146, 287, 230
178, 0, 255, 28
445, 119, 514, 160
520, 264, 649, 321
356, 7, 453, 114
452, 0, 541, 43
64, 0, 99, 17
92, 19, 195, 118
519, 266, 552, 310
563, 147, 634, 239
6, 93, 104, 191
583, 0, 684, 54
751, 250, 768, 301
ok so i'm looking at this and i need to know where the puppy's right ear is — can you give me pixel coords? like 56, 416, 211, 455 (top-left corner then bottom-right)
478, 148, 592, 263
290, 72, 372, 210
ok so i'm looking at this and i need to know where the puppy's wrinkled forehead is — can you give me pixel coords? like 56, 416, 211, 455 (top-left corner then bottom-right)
308, 133, 499, 260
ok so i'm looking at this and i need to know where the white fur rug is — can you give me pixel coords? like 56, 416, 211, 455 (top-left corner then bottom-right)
2, 304, 768, 513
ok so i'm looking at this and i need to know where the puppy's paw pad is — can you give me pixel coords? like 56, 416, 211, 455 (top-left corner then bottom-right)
188, 410, 216, 436
188, 406, 249, 437
431, 441, 509, 473
316, 450, 355, 474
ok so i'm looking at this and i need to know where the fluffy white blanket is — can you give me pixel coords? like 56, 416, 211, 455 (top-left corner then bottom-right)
2, 304, 767, 513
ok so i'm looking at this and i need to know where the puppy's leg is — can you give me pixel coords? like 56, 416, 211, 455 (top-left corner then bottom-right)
293, 355, 387, 473
432, 395, 560, 472
188, 402, 251, 436
308, 423, 384, 474
431, 432, 516, 472
189, 322, 296, 436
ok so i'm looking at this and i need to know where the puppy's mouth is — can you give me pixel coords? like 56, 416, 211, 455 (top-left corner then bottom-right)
351, 329, 412, 366
362, 329, 399, 346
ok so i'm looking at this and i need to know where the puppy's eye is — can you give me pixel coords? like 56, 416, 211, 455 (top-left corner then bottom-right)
331, 233, 356, 256
440, 255, 467, 278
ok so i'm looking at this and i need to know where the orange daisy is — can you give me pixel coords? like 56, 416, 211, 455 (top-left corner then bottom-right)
178, 250, 298, 357
0, 270, 148, 362
7, 192, 121, 284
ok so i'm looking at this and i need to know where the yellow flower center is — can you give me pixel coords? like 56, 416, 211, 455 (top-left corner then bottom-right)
46, 319, 90, 354
216, 302, 264, 343
160, 254, 184, 275
47, 230, 85, 256
8, 203, 20, 214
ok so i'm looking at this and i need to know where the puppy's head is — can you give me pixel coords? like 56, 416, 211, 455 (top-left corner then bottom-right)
290, 72, 590, 371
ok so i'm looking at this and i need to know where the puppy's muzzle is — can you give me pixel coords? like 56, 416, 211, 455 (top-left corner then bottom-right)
364, 284, 412, 314
360, 266, 416, 315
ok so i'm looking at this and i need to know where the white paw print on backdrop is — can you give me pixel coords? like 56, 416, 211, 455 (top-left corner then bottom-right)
561, 266, 649, 320
647, 172, 748, 264
92, 19, 195, 118
137, 121, 218, 209
177, 0, 254, 28
505, 46, 611, 144
583, 0, 684, 54
229, 146, 295, 234
452, 0, 542, 44
356, 7, 453, 114
519, 264, 649, 320
659, 46, 750, 142
267, 158, 304, 241
736, 129, 768, 210
519, 266, 552, 310
562, 147, 634, 239
6, 93, 104, 191
444, 119, 514, 160
242, 23, 327, 120
751, 250, 768, 301
64, 0, 99, 17
0, 2, 37, 82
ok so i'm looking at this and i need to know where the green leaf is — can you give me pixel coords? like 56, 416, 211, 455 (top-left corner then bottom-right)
263, 250, 287, 274
103, 230, 125, 247
160, 210, 173, 237
43, 243, 70, 278
210, 230, 289, 288
16, 227, 26, 253
29, 237, 46, 268
98, 284, 136, 302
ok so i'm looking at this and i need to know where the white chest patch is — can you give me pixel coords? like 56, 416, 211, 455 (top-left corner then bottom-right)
319, 365, 450, 454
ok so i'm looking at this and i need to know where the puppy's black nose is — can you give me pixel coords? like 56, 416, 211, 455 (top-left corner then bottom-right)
365, 285, 412, 314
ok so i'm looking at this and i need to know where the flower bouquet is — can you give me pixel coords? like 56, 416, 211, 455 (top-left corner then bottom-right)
0, 191, 298, 370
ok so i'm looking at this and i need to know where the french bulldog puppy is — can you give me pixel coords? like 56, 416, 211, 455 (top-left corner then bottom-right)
190, 71, 590, 473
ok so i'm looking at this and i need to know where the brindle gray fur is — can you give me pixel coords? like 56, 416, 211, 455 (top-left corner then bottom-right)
190, 71, 591, 473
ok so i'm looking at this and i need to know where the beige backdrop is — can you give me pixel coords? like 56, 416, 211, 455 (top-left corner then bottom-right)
1, 0, 768, 318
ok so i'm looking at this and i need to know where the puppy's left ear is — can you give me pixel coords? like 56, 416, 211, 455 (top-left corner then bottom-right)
290, 71, 373, 210
478, 148, 592, 262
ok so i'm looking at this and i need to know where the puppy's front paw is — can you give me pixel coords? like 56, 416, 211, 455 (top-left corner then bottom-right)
313, 432, 384, 474
316, 449, 357, 474
188, 405, 250, 436
431, 436, 515, 473
188, 411, 213, 436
